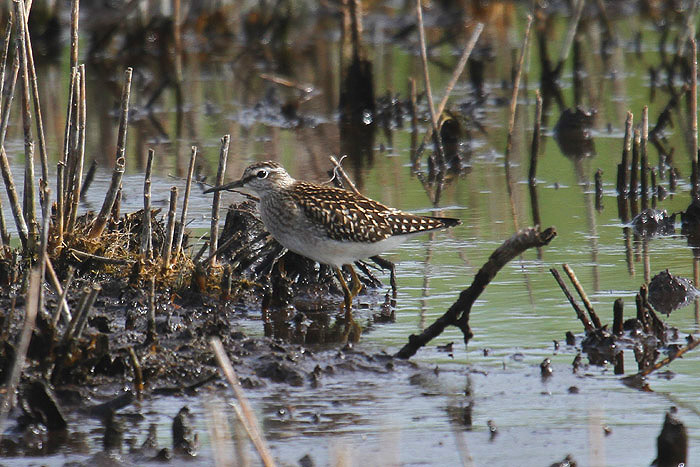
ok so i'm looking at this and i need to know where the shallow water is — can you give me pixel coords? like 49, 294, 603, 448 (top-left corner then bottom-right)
3, 1, 700, 465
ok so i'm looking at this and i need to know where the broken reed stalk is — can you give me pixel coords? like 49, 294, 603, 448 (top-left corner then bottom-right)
617, 111, 633, 195
56, 162, 64, 246
396, 227, 557, 359
21, 1, 49, 188
629, 129, 640, 199
418, 23, 484, 155
37, 184, 50, 314
330, 155, 360, 195
69, 0, 79, 71
46, 255, 72, 324
0, 55, 18, 146
174, 146, 197, 259
61, 67, 77, 197
415, 0, 445, 167
128, 347, 144, 397
640, 105, 649, 209
64, 69, 80, 225
209, 136, 230, 265
0, 146, 28, 247
87, 156, 125, 239
0, 16, 11, 103
556, 0, 585, 70
550, 267, 594, 332
504, 15, 533, 167
210, 337, 276, 467
0, 198, 7, 247
68, 64, 87, 230
15, 0, 38, 253
528, 90, 543, 186
612, 298, 624, 335
62, 287, 90, 343
409, 77, 419, 169
692, 37, 698, 166
141, 149, 154, 257
73, 284, 101, 339
562, 263, 602, 328
162, 187, 178, 269
86, 67, 131, 238
0, 267, 40, 439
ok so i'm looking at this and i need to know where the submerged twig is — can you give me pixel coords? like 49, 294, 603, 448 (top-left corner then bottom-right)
396, 228, 557, 359
211, 338, 276, 467
528, 90, 543, 186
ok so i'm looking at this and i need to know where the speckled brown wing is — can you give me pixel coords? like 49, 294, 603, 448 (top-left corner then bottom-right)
289, 182, 460, 243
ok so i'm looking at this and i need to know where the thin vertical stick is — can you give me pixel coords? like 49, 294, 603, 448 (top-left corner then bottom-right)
209, 136, 230, 265
0, 147, 28, 247
529, 90, 543, 186
38, 184, 50, 315
87, 68, 131, 238
15, 0, 37, 252
692, 37, 698, 166
415, 0, 445, 166
505, 15, 534, 167
162, 187, 178, 270
0, 55, 18, 147
0, 15, 13, 110
641, 106, 649, 209
21, 1, 49, 189
68, 64, 87, 230
61, 67, 77, 194
69, 0, 79, 75
141, 149, 154, 257
618, 112, 633, 195
0, 268, 40, 440
64, 69, 80, 226
630, 129, 640, 198
56, 162, 64, 247
418, 23, 484, 154
211, 337, 276, 467
87, 156, 125, 239
0, 18, 9, 250
174, 146, 197, 259
0, 198, 7, 247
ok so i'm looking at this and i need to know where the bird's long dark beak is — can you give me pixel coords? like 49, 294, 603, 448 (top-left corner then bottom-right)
203, 178, 244, 194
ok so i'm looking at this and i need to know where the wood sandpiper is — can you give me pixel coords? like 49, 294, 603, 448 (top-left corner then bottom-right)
204, 161, 460, 319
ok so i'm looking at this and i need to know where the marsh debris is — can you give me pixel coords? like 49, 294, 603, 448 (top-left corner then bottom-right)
647, 270, 699, 315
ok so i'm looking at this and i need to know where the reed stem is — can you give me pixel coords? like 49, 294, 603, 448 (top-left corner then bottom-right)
141, 149, 154, 257
209, 136, 229, 265
174, 146, 197, 259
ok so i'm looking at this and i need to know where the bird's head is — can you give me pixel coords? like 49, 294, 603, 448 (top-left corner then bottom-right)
204, 160, 294, 196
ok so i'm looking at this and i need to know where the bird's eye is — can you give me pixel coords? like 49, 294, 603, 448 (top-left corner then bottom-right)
256, 170, 268, 179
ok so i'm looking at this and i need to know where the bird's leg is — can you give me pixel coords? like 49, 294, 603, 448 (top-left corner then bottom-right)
335, 266, 353, 322
345, 264, 364, 298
